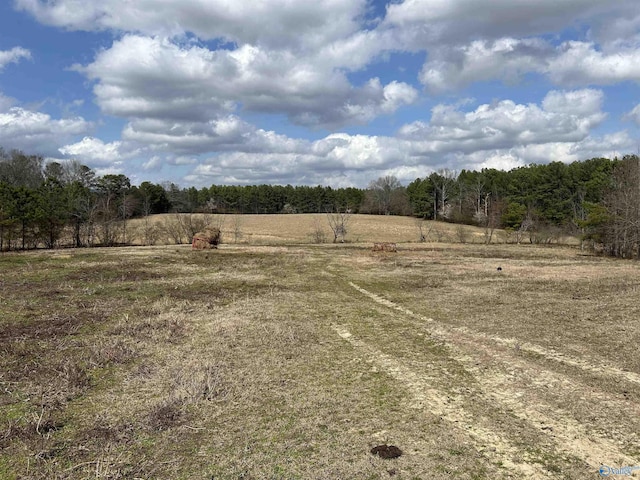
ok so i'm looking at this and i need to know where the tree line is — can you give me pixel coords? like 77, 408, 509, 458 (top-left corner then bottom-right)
1, 146, 639, 258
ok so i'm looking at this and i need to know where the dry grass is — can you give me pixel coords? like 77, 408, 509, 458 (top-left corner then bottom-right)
1, 241, 637, 479
129, 213, 519, 245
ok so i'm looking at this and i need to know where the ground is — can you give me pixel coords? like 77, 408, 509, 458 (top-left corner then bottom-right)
1, 238, 639, 479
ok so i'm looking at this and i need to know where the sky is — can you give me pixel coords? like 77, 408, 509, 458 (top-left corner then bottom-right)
0, 0, 639, 188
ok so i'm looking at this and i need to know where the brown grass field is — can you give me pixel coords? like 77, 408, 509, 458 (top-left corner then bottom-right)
129, 213, 522, 245
1, 215, 638, 479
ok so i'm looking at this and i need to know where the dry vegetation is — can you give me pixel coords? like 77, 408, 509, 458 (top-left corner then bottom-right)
1, 230, 638, 478
128, 213, 507, 246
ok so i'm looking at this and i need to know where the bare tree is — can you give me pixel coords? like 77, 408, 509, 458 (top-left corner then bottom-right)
140, 195, 160, 246
482, 197, 504, 245
176, 213, 226, 242
471, 178, 487, 218
366, 176, 402, 215
161, 215, 188, 245
326, 208, 352, 243
0, 150, 44, 188
430, 169, 458, 219
513, 212, 534, 245
414, 218, 434, 242
601, 155, 640, 258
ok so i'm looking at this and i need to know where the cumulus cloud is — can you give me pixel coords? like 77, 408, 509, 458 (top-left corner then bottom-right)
420, 38, 551, 93
58, 136, 139, 167
74, 35, 416, 129
547, 41, 640, 85
399, 90, 606, 150
15, 0, 371, 53
0, 107, 92, 155
179, 89, 623, 187
121, 115, 307, 155
381, 0, 640, 92
384, 0, 636, 47
420, 38, 640, 92
0, 46, 31, 70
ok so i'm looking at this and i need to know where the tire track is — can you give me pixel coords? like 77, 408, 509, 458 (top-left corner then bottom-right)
348, 281, 640, 387
332, 325, 546, 478
344, 281, 640, 473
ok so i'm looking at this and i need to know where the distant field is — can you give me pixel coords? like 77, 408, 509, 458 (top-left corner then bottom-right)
2, 241, 635, 479
130, 213, 577, 246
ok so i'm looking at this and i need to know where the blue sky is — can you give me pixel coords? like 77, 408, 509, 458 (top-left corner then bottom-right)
1, 0, 639, 187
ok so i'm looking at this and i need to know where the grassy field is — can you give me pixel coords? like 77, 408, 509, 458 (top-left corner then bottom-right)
129, 213, 520, 245
1, 233, 639, 478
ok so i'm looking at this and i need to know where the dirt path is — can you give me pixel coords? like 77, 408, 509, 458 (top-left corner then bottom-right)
335, 280, 640, 477
348, 281, 640, 387
332, 325, 546, 478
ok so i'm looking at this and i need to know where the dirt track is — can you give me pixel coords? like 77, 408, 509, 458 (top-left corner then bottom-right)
330, 268, 640, 479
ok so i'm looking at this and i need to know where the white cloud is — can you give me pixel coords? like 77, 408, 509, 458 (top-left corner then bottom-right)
624, 104, 640, 125
541, 89, 604, 116
399, 90, 606, 150
0, 47, 31, 70
385, 0, 636, 47
142, 155, 163, 171
420, 36, 640, 92
121, 115, 306, 155
178, 88, 623, 186
75, 35, 417, 129
15, 0, 368, 50
419, 38, 551, 93
547, 41, 640, 85
0, 93, 16, 111
0, 107, 92, 155
59, 136, 138, 167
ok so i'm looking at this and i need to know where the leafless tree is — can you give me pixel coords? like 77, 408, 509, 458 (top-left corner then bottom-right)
482, 197, 504, 245
175, 213, 226, 243
326, 208, 352, 243
366, 176, 402, 215
513, 212, 534, 244
601, 155, 640, 258
432, 169, 458, 219
414, 218, 434, 242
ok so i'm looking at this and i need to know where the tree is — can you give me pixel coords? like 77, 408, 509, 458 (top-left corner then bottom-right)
34, 178, 67, 248
0, 150, 44, 188
326, 208, 352, 243
600, 155, 640, 258
62, 160, 96, 188
458, 169, 489, 222
65, 180, 94, 247
0, 182, 17, 250
95, 174, 132, 246
430, 169, 458, 219
482, 197, 505, 245
406, 177, 435, 218
11, 186, 37, 249
365, 176, 402, 215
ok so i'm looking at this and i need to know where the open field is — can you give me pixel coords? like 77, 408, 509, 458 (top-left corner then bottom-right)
1, 241, 639, 479
129, 213, 569, 246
